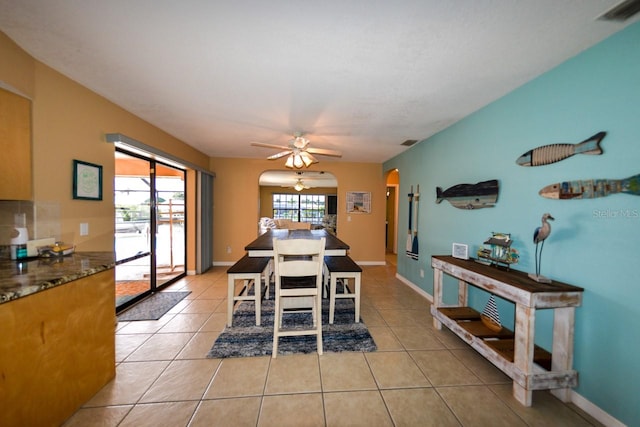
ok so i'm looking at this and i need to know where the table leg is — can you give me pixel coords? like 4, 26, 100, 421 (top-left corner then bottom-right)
432, 268, 443, 330
551, 306, 575, 402
513, 304, 535, 406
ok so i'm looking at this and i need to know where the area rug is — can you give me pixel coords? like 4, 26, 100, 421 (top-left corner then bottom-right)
117, 291, 191, 321
207, 283, 376, 358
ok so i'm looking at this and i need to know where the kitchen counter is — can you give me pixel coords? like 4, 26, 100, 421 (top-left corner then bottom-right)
0, 251, 116, 304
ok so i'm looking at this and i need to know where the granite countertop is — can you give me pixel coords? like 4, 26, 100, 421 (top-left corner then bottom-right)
0, 251, 116, 304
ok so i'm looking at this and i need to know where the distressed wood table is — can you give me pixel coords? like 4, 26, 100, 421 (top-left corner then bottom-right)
431, 255, 583, 406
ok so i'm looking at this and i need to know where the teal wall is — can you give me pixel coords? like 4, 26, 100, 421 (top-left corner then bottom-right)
384, 22, 640, 425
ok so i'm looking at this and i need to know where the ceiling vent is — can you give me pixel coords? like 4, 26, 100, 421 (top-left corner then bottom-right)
599, 0, 640, 21
401, 139, 418, 147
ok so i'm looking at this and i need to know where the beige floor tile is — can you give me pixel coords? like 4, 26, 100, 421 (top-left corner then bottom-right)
437, 385, 527, 426
381, 388, 461, 427
115, 333, 151, 363
205, 356, 271, 398
365, 351, 431, 388
118, 401, 198, 427
323, 390, 393, 427
198, 286, 229, 299
431, 327, 469, 349
450, 348, 511, 384
265, 354, 322, 394
410, 350, 482, 386
366, 326, 404, 350
190, 397, 261, 427
391, 326, 447, 350
319, 352, 377, 392
490, 384, 596, 426
359, 307, 387, 326
84, 361, 169, 406
377, 309, 418, 326
116, 316, 173, 334
199, 312, 228, 332
180, 298, 223, 313
62, 405, 133, 427
139, 359, 220, 402
258, 393, 325, 427
157, 313, 212, 333
125, 332, 194, 361
176, 331, 221, 359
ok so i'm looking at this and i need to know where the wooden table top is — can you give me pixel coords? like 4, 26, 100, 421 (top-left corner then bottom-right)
432, 255, 584, 294
245, 229, 350, 253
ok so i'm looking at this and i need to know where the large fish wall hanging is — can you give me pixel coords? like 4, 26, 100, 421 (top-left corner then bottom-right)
539, 173, 640, 199
516, 131, 606, 167
436, 179, 499, 209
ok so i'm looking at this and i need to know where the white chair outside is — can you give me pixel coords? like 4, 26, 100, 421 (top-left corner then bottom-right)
272, 237, 325, 358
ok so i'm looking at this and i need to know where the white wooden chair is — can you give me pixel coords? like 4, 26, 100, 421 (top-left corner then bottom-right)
272, 237, 325, 358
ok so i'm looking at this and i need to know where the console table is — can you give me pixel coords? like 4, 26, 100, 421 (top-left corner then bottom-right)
431, 255, 583, 406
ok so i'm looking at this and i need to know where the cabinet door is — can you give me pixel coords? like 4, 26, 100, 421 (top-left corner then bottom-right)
0, 88, 32, 200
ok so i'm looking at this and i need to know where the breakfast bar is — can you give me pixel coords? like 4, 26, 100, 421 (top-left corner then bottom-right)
0, 252, 116, 427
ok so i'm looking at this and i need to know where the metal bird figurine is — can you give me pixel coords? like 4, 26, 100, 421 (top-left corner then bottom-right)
529, 213, 554, 283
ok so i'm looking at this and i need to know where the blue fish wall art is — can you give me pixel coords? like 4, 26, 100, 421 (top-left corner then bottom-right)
436, 179, 499, 209
516, 132, 606, 167
539, 173, 640, 199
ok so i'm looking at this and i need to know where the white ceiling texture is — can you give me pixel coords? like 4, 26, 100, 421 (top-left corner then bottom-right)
1, 1, 638, 169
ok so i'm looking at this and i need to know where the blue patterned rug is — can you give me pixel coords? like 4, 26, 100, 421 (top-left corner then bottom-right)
207, 282, 376, 358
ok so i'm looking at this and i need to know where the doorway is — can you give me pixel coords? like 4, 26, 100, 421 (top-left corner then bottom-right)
114, 148, 187, 312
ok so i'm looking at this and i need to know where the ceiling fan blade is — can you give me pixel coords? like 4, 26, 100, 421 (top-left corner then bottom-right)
251, 142, 290, 150
306, 147, 342, 157
267, 150, 293, 160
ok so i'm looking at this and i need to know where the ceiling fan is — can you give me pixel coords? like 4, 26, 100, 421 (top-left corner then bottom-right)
282, 178, 311, 192
251, 133, 342, 169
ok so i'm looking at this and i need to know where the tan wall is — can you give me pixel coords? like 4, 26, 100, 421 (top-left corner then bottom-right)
259, 186, 337, 219
1, 32, 210, 272
210, 158, 386, 263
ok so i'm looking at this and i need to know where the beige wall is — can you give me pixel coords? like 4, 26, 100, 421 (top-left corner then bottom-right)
1, 32, 210, 272
210, 158, 386, 264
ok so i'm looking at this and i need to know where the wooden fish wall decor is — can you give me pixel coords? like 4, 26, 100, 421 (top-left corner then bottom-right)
539, 173, 640, 199
516, 131, 606, 167
436, 179, 499, 209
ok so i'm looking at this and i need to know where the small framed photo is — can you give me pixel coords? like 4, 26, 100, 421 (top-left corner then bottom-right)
452, 243, 469, 260
73, 160, 103, 200
346, 191, 371, 214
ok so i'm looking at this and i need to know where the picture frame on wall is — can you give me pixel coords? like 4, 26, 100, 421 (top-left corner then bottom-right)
346, 191, 371, 213
73, 159, 103, 200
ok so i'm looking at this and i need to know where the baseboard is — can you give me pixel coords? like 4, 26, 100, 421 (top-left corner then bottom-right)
355, 261, 386, 266
394, 274, 623, 426
395, 273, 433, 303
213, 261, 234, 267
570, 391, 626, 427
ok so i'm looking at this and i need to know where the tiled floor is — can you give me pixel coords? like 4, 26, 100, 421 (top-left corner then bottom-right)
64, 261, 602, 427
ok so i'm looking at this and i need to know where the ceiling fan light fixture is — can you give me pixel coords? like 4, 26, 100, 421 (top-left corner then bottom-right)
294, 180, 305, 191
300, 151, 315, 167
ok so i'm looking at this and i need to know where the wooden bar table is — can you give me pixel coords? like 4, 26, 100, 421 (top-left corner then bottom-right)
431, 255, 583, 406
245, 229, 349, 257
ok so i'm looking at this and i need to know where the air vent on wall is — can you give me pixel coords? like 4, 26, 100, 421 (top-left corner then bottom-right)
401, 139, 418, 147
599, 0, 640, 21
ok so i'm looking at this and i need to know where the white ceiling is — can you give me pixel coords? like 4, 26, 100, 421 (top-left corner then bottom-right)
0, 1, 637, 165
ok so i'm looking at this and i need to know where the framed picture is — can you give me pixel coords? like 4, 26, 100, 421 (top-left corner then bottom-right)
73, 160, 103, 200
452, 243, 469, 260
346, 191, 371, 213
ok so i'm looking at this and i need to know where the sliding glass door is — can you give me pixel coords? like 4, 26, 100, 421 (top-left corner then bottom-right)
115, 149, 186, 312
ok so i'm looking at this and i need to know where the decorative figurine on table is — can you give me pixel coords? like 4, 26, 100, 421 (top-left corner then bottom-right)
529, 213, 554, 283
477, 232, 519, 269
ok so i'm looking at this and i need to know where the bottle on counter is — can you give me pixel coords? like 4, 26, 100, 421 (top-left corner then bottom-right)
10, 213, 29, 261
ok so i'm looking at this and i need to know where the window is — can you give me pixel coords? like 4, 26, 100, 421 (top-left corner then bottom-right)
273, 193, 326, 224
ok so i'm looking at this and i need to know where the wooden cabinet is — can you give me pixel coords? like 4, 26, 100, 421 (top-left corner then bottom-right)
0, 269, 116, 426
431, 255, 583, 406
0, 87, 32, 200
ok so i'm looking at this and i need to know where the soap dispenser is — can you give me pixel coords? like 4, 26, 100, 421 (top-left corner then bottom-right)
10, 213, 29, 260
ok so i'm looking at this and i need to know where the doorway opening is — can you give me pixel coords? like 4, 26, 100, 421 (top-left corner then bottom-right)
115, 148, 187, 312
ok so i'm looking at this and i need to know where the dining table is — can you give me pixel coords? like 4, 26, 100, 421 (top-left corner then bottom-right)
245, 228, 349, 257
